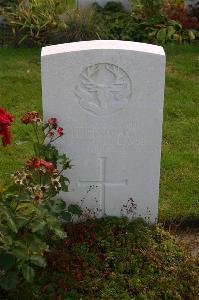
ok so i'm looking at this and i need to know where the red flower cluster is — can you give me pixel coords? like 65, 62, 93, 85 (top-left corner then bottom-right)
48, 117, 57, 128
47, 117, 64, 136
0, 108, 14, 146
163, 3, 199, 29
21, 111, 41, 124
26, 157, 53, 170
57, 127, 63, 136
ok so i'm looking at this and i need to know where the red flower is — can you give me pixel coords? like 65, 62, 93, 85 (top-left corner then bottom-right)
48, 117, 57, 125
0, 108, 14, 125
26, 157, 40, 168
0, 108, 14, 146
48, 117, 57, 129
21, 111, 40, 124
40, 159, 53, 169
26, 157, 53, 170
57, 127, 63, 136
163, 3, 199, 30
1, 126, 11, 146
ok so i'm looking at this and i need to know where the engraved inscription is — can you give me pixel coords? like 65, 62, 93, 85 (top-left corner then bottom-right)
64, 120, 154, 155
78, 157, 128, 214
75, 63, 132, 115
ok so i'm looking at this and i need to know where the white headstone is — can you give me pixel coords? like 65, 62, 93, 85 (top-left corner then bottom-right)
78, 0, 131, 11
41, 40, 165, 223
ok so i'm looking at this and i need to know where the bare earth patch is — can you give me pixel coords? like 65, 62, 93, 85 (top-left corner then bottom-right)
174, 230, 199, 258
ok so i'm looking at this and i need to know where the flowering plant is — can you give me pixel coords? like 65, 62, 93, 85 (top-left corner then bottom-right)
0, 108, 14, 146
163, 2, 199, 30
0, 108, 82, 289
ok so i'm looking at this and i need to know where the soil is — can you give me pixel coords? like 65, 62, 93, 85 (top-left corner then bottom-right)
174, 229, 199, 258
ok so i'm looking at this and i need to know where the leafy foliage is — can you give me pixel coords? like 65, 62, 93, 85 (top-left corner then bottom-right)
95, 2, 199, 44
1, 1, 100, 45
48, 7, 101, 44
1, 0, 67, 45
163, 2, 199, 30
12, 217, 199, 299
140, 0, 163, 18
0, 111, 82, 290
1, 0, 199, 45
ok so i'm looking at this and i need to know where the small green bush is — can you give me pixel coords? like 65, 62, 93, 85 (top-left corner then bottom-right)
140, 0, 163, 18
1, 0, 67, 45
9, 217, 199, 299
1, 1, 100, 45
49, 7, 101, 44
95, 2, 199, 44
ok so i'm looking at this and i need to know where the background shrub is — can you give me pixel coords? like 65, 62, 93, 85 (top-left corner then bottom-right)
140, 0, 164, 18
49, 7, 101, 44
0, 1, 199, 46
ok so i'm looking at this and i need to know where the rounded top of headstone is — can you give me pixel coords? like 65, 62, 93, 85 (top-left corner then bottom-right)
41, 40, 165, 57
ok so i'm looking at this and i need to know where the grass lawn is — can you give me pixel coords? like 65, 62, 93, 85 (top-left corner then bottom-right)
0, 44, 198, 221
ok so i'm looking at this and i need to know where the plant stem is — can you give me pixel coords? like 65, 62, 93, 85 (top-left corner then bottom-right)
32, 123, 41, 156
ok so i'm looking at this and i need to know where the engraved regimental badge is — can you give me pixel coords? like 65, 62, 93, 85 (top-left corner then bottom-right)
75, 63, 132, 116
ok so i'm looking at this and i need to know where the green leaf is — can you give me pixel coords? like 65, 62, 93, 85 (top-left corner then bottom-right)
60, 175, 70, 192
30, 255, 46, 267
12, 246, 27, 260
22, 264, 35, 282
50, 199, 66, 214
0, 252, 16, 271
32, 220, 46, 232
53, 228, 66, 239
15, 216, 29, 229
188, 30, 195, 40
0, 271, 18, 290
61, 182, 69, 192
43, 144, 58, 166
0, 205, 18, 233
61, 211, 72, 222
16, 202, 35, 212
5, 185, 20, 194
156, 28, 167, 43
43, 123, 49, 130
68, 204, 82, 216
173, 33, 182, 42
3, 194, 19, 210
168, 19, 182, 29
167, 26, 176, 39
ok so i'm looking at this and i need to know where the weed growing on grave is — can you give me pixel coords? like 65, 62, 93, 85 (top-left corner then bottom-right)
0, 108, 82, 290
10, 217, 199, 299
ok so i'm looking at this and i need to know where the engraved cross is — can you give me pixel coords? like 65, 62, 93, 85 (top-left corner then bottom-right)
78, 157, 128, 214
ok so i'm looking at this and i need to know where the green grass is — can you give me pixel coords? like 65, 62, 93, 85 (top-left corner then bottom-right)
0, 44, 198, 221
0, 48, 41, 190
160, 44, 199, 220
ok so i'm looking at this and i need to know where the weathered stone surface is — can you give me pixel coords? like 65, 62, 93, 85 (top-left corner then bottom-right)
41, 40, 165, 223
